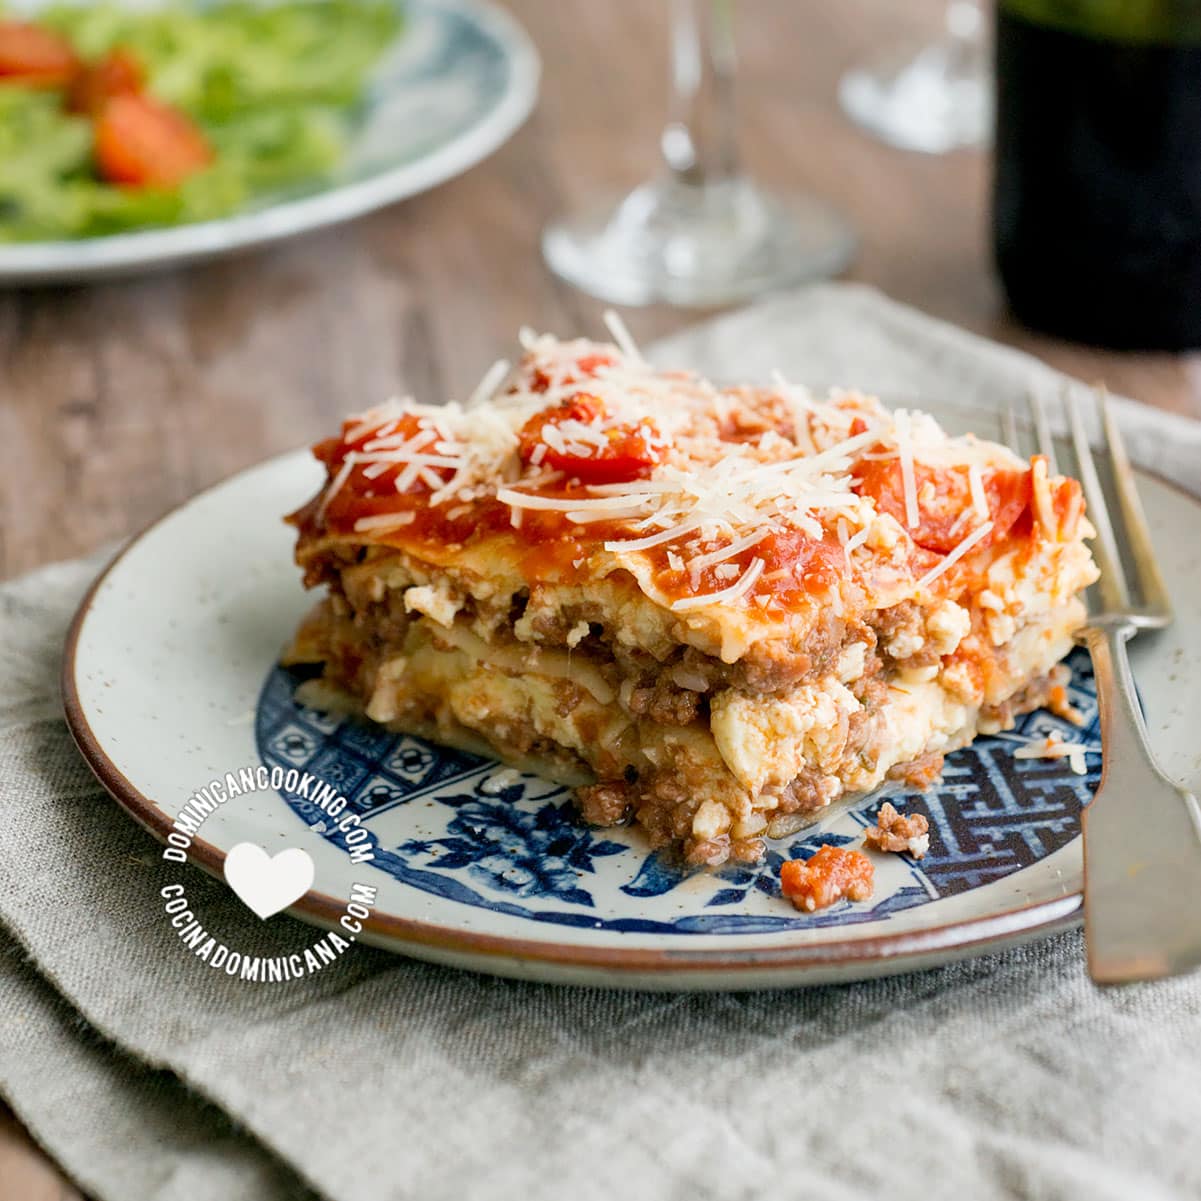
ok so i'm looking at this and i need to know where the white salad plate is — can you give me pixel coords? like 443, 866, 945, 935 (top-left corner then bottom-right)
62, 400, 1201, 991
1, 0, 539, 284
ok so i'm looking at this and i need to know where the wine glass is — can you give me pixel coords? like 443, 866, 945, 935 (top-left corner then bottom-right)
839, 0, 991, 154
541, 0, 856, 308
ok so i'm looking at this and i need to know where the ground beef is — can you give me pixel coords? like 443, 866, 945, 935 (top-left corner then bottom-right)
870, 600, 942, 669
579, 762, 770, 866
633, 772, 694, 843
734, 608, 858, 690
576, 781, 633, 826
776, 771, 837, 816
686, 837, 731, 867
626, 679, 703, 726
869, 599, 920, 643
521, 603, 575, 642
668, 833, 766, 867
728, 837, 766, 864
352, 585, 412, 647
845, 667, 888, 763
553, 681, 588, 718
863, 801, 930, 858
606, 616, 867, 698
886, 751, 945, 789
665, 605, 850, 692
296, 542, 363, 590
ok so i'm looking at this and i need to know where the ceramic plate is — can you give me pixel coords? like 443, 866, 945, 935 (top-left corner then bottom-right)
63, 405, 1201, 990
0, 0, 539, 284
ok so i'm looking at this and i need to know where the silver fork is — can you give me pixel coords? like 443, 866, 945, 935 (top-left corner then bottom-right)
1015, 388, 1201, 983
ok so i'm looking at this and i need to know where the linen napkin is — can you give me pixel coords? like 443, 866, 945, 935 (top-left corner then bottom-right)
3, 285, 1201, 1201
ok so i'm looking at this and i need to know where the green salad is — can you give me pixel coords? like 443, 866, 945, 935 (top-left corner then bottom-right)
0, 0, 402, 242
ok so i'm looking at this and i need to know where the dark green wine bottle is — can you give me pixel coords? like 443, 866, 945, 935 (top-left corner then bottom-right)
993, 0, 1201, 349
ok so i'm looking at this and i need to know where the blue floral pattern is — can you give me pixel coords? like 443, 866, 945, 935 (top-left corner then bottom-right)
255, 647, 1100, 935
395, 784, 626, 908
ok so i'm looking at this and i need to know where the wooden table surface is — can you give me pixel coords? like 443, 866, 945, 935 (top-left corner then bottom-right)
1, 0, 1198, 1195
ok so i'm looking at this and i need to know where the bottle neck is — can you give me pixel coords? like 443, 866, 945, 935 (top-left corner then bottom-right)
999, 0, 1201, 44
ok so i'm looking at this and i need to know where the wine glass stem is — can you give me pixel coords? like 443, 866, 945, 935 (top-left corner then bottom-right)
945, 0, 983, 44
661, 0, 740, 188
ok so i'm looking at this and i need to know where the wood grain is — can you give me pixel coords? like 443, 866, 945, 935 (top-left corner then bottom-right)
0, 0, 1197, 1194
0, 1106, 85, 1201
2, 0, 1199, 583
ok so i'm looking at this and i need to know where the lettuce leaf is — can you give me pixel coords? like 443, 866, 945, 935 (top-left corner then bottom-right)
0, 0, 401, 241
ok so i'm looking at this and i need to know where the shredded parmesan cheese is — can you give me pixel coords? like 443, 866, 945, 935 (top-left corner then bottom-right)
344, 397, 405, 444
1031, 455, 1056, 538
894, 408, 920, 530
467, 358, 511, 408
671, 557, 765, 611
915, 520, 995, 590
315, 454, 357, 524
688, 528, 770, 571
602, 310, 644, 364
1006, 731, 1098, 776
969, 462, 989, 521
843, 524, 871, 568
353, 512, 417, 532
308, 329, 1066, 620
497, 489, 656, 512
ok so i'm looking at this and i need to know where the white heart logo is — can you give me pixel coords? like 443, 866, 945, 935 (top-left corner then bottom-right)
223, 843, 315, 920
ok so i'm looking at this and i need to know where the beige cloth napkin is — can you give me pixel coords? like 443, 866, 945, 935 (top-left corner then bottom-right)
3, 285, 1201, 1201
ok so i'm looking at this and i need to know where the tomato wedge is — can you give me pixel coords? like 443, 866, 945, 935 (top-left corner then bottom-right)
518, 395, 661, 485
0, 20, 79, 88
854, 458, 1031, 554
94, 93, 212, 188
69, 47, 144, 115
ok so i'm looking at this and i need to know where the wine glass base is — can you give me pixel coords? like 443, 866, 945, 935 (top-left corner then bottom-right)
840, 40, 991, 154
542, 179, 856, 309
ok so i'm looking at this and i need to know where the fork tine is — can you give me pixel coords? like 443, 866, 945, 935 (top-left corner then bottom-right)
1099, 388, 1173, 622
1027, 387, 1059, 474
1066, 389, 1131, 614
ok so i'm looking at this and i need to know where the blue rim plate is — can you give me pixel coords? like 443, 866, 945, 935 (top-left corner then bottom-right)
60, 407, 1201, 990
0, 0, 540, 284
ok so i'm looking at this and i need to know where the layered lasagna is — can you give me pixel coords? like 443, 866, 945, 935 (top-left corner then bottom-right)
285, 323, 1098, 867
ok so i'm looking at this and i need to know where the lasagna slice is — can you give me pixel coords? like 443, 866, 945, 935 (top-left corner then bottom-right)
285, 325, 1098, 867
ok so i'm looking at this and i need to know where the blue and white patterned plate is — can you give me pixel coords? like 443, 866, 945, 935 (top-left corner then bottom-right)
0, 0, 539, 283
256, 650, 1100, 936
63, 427, 1201, 990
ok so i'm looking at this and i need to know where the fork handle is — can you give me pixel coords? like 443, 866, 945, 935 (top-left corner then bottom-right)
1081, 623, 1201, 983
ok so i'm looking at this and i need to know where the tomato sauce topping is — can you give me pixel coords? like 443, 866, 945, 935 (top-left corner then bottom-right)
526, 351, 615, 393
1053, 474, 1084, 534
300, 404, 879, 607
302, 412, 626, 574
296, 366, 1054, 612
517, 394, 662, 485
305, 414, 497, 550
852, 457, 1032, 555
780, 845, 875, 913
644, 526, 846, 610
